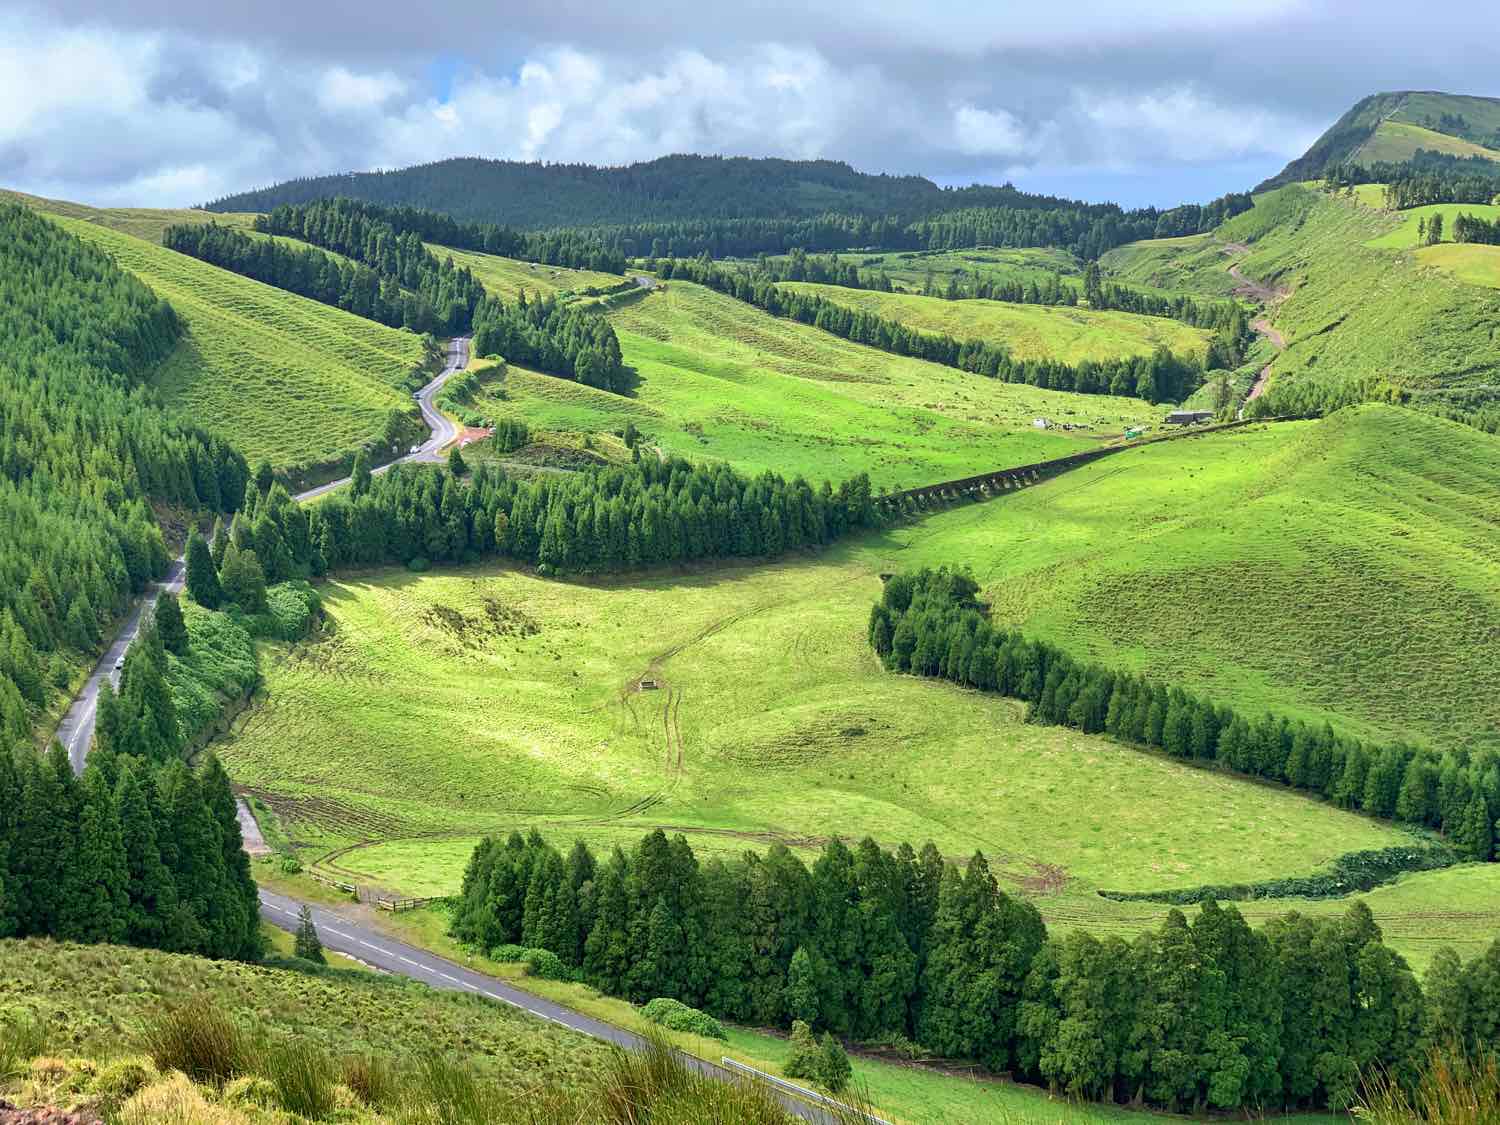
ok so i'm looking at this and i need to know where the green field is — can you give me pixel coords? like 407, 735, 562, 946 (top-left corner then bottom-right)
433, 244, 624, 301
1415, 241, 1500, 288
1365, 201, 1500, 249
750, 246, 1086, 294
1103, 185, 1500, 399
1353, 119, 1500, 164
460, 280, 1159, 490
45, 215, 429, 478
1, 187, 259, 242
776, 282, 1211, 364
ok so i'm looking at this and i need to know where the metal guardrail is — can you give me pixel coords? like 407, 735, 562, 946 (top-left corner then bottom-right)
719, 1056, 892, 1125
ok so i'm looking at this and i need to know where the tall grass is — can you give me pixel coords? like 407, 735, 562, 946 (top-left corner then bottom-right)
143, 1002, 247, 1087
0, 1012, 48, 1081
1357, 1049, 1500, 1125
260, 1037, 338, 1119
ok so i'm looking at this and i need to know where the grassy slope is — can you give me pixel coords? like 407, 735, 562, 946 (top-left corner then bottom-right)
0, 938, 601, 1085
752, 246, 1086, 293
0, 187, 259, 242
467, 281, 1159, 490
434, 244, 624, 301
1353, 119, 1500, 164
899, 406, 1500, 754
1097, 234, 1240, 298
777, 282, 1211, 364
1416, 242, 1500, 289
46, 216, 427, 474
1365, 202, 1500, 249
1103, 184, 1500, 399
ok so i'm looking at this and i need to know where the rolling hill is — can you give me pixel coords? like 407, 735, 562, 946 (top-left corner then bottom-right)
1260, 90, 1500, 187
13, 196, 432, 482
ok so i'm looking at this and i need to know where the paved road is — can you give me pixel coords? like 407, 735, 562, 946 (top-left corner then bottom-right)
257, 889, 834, 1122
55, 557, 187, 774
293, 335, 469, 503
56, 338, 470, 775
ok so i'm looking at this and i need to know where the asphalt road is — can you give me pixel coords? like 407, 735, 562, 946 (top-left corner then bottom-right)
293, 334, 469, 503
57, 337, 470, 774
257, 889, 835, 1122
56, 557, 187, 774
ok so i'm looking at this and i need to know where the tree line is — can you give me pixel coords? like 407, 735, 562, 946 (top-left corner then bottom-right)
163, 222, 453, 336
1150, 192, 1255, 238
241, 199, 627, 393
297, 455, 878, 576
267, 198, 627, 273
0, 204, 248, 755
450, 823, 1500, 1112
1453, 212, 1500, 245
869, 570, 1500, 861
699, 249, 1247, 347
655, 255, 1207, 403
1322, 154, 1500, 208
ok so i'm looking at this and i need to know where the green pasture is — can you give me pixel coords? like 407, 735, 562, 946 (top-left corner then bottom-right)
776, 282, 1211, 364
48, 215, 427, 472
460, 280, 1160, 490
1415, 241, 1500, 288
433, 243, 624, 301
1, 187, 259, 243
1365, 201, 1500, 249
1353, 119, 1500, 164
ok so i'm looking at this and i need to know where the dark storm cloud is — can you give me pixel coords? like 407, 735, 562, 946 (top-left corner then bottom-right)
4, 0, 1496, 208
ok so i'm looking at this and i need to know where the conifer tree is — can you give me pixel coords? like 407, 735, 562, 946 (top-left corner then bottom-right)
185, 529, 222, 609
1456, 795, 1494, 861
114, 758, 179, 947
351, 449, 373, 498
295, 905, 325, 963
154, 592, 189, 656
785, 946, 820, 1025
58, 765, 129, 943
817, 1033, 852, 1092
200, 753, 263, 960
219, 541, 268, 613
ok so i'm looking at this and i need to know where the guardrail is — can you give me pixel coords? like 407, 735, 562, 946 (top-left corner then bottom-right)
719, 1056, 892, 1125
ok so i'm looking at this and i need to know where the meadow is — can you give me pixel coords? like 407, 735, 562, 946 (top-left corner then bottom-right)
1364, 201, 1500, 250
750, 246, 1086, 294
460, 280, 1160, 490
432, 243, 624, 301
1, 187, 259, 242
1102, 185, 1500, 399
1352, 119, 1500, 164
46, 215, 429, 478
775, 282, 1211, 364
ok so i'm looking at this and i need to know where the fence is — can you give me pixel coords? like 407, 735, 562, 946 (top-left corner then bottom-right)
719, 1056, 891, 1125
877, 416, 1304, 508
307, 871, 435, 913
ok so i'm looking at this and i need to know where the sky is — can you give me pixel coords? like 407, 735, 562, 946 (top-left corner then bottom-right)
3, 0, 1495, 211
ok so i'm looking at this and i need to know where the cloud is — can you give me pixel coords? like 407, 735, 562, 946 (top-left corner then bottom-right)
5, 0, 1496, 208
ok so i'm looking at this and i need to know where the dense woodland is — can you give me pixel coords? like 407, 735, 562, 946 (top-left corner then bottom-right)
869, 570, 1500, 861
1322, 153, 1500, 208
0, 204, 247, 752
296, 457, 878, 575
1453, 212, 1500, 244
451, 823, 1500, 1113
656, 256, 1213, 402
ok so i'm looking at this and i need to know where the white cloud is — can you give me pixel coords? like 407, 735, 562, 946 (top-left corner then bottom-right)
318, 67, 405, 113
951, 104, 1031, 157
1079, 86, 1317, 165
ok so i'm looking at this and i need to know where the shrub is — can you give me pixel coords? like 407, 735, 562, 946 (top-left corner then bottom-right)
818, 1033, 852, 1093
143, 1002, 247, 1087
222, 1074, 277, 1109
641, 997, 727, 1041
783, 1020, 821, 1084
407, 557, 430, 573
487, 943, 530, 962
119, 1071, 246, 1125
90, 1056, 158, 1107
522, 948, 568, 981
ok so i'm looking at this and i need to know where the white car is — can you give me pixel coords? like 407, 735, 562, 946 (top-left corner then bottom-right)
114, 656, 125, 672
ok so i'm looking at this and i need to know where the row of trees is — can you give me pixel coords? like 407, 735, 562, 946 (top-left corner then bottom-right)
1150, 192, 1255, 238
242, 199, 628, 393
0, 742, 262, 961
656, 255, 1207, 403
869, 570, 1500, 861
0, 204, 248, 755
1322, 155, 1500, 208
163, 222, 453, 336
705, 250, 1246, 344
265, 198, 628, 273
451, 825, 1499, 1112
300, 456, 879, 576
1453, 212, 1500, 245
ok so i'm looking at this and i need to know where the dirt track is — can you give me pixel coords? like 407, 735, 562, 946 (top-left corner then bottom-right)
1220, 246, 1289, 405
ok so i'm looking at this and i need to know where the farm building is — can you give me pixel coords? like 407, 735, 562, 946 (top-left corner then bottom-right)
1032, 417, 1053, 429
1165, 410, 1214, 425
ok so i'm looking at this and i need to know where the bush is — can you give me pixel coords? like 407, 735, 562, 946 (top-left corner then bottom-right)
783, 1020, 821, 1084
143, 1002, 247, 1087
522, 948, 568, 981
90, 1056, 158, 1107
641, 997, 727, 1041
487, 943, 530, 962
407, 557, 430, 573
221, 1073, 277, 1109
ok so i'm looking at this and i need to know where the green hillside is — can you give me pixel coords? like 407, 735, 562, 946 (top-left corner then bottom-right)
0, 187, 259, 242
434, 243, 624, 301
456, 280, 1158, 489
892, 406, 1500, 753
41, 214, 429, 481
776, 282, 1211, 364
1100, 183, 1500, 409
1260, 90, 1500, 188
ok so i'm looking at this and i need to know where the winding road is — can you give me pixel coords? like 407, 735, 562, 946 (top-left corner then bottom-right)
54, 338, 470, 768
